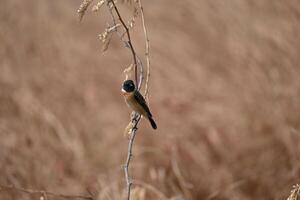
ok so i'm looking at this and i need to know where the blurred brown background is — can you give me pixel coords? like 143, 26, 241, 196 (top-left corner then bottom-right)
1, 0, 300, 199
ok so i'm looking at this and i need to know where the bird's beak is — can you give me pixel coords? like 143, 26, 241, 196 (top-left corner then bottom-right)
121, 88, 126, 93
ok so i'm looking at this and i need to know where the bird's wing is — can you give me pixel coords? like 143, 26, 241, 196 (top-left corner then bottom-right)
134, 91, 152, 117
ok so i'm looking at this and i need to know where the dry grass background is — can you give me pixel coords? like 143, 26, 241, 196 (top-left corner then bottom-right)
1, 0, 300, 199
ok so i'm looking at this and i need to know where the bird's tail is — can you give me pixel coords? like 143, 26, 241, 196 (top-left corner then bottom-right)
148, 116, 157, 130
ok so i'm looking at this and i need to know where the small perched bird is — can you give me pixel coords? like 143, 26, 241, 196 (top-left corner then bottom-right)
122, 80, 157, 130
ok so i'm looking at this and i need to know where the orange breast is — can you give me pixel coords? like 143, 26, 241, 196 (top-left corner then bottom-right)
123, 92, 147, 117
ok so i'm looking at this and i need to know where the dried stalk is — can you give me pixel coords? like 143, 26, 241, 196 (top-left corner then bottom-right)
137, 0, 151, 101
106, 1, 145, 200
78, 1, 150, 199
124, 114, 141, 200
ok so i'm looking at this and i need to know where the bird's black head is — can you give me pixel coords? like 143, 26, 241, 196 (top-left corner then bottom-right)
122, 79, 135, 92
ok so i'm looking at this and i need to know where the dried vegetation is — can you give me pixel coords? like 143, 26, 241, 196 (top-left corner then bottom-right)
0, 0, 300, 199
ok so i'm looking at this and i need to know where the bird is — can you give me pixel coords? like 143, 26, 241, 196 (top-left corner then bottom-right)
122, 79, 157, 130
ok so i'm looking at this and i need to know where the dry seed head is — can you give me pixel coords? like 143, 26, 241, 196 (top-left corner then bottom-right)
124, 121, 133, 136
128, 7, 139, 29
108, 0, 117, 9
124, 64, 134, 74
128, 18, 135, 29
78, 0, 94, 21
98, 30, 109, 42
123, 63, 135, 81
287, 184, 300, 200
102, 35, 112, 52
92, 0, 106, 12
108, 24, 121, 32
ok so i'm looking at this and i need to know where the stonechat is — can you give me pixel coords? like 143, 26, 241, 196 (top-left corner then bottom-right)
122, 80, 157, 129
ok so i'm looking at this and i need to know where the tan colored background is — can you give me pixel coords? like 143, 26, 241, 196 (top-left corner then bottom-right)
1, 0, 300, 199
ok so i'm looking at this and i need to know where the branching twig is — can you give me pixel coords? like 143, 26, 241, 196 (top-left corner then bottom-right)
78, 1, 151, 199
106, 1, 144, 90
0, 184, 94, 200
106, 1, 145, 200
106, 3, 147, 199
109, 0, 138, 86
